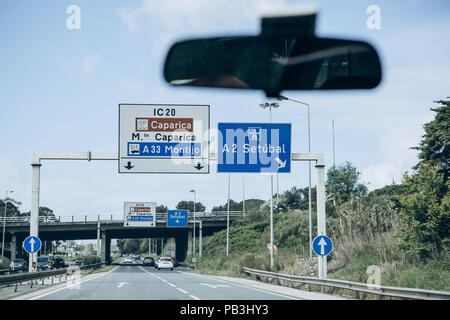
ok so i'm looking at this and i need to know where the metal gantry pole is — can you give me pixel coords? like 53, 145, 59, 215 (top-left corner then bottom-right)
226, 173, 230, 256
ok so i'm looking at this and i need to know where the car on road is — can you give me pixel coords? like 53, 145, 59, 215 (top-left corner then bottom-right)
36, 256, 51, 270
122, 257, 134, 264
143, 256, 154, 266
154, 257, 160, 269
9, 258, 27, 272
50, 257, 66, 269
157, 257, 174, 271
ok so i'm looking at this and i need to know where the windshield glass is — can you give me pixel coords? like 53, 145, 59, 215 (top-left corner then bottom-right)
1, 0, 448, 305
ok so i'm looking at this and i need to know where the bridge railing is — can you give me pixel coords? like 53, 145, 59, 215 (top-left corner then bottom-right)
0, 211, 245, 225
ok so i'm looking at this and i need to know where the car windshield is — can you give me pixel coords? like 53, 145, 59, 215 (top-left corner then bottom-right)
1, 1, 448, 306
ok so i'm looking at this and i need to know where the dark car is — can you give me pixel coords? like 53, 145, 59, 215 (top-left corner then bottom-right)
143, 257, 154, 266
172, 258, 178, 268
75, 258, 83, 266
9, 258, 27, 272
50, 257, 66, 269
36, 256, 51, 270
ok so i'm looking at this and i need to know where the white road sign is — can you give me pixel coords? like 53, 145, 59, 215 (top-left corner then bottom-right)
119, 104, 210, 173
124, 202, 156, 227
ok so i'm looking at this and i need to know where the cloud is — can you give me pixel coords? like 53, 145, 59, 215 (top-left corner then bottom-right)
67, 53, 103, 77
361, 126, 422, 189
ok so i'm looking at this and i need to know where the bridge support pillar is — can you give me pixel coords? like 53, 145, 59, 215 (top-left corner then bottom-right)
175, 231, 188, 262
10, 233, 16, 261
101, 231, 111, 265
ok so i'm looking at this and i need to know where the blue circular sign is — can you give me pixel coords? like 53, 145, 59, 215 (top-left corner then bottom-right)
312, 235, 333, 256
23, 236, 42, 254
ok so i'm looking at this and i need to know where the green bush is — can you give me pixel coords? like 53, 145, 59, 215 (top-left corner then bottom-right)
82, 255, 101, 265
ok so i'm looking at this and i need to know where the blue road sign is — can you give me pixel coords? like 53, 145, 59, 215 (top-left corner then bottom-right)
217, 123, 291, 173
312, 235, 333, 256
167, 210, 188, 228
23, 236, 42, 254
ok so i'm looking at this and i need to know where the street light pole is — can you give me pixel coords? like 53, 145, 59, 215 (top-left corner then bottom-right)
277, 95, 313, 265
189, 190, 196, 256
226, 173, 230, 256
258, 102, 279, 269
1, 190, 13, 264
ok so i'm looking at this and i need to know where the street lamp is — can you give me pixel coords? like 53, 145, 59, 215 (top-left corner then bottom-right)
258, 102, 279, 269
1, 190, 14, 264
189, 189, 196, 256
277, 94, 313, 266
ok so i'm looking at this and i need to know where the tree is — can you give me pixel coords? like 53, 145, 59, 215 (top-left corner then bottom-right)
212, 199, 242, 212
396, 163, 449, 258
326, 161, 368, 205
412, 99, 450, 181
176, 200, 206, 212
123, 239, 141, 254
156, 204, 168, 213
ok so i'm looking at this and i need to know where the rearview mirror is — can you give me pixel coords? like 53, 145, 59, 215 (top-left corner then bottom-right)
164, 35, 382, 97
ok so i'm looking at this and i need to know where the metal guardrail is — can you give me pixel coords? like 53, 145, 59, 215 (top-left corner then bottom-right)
240, 266, 450, 300
0, 211, 244, 225
0, 263, 104, 290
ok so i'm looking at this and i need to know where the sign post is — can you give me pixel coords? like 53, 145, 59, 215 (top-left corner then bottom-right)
217, 123, 291, 173
123, 202, 156, 227
119, 104, 210, 174
167, 210, 188, 228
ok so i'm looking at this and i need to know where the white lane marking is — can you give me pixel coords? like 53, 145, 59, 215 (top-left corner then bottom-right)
138, 266, 200, 300
176, 270, 299, 300
23, 266, 118, 300
199, 283, 229, 289
177, 288, 188, 294
117, 282, 130, 288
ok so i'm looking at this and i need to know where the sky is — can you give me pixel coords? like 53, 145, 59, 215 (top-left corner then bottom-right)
1, 0, 449, 219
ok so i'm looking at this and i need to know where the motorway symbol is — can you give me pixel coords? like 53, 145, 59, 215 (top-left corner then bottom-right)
312, 235, 333, 256
217, 123, 291, 173
167, 210, 188, 228
119, 104, 210, 174
23, 235, 42, 254
124, 161, 134, 170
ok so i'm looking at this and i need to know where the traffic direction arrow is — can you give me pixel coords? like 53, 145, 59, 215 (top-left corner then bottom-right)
194, 163, 204, 170
312, 235, 333, 256
124, 161, 134, 170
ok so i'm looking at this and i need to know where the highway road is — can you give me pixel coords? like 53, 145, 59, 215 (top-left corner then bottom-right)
13, 265, 346, 300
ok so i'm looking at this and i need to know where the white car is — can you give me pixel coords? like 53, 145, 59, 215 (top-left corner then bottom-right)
157, 257, 174, 271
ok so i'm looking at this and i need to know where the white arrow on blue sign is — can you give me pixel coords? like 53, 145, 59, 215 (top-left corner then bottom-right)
23, 235, 42, 254
312, 235, 333, 256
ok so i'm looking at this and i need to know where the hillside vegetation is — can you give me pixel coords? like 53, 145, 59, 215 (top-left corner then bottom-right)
194, 99, 450, 293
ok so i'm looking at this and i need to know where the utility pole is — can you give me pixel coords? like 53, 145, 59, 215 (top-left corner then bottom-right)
1, 190, 13, 264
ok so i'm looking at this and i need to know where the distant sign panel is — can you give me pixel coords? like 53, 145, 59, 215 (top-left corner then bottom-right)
167, 210, 188, 228
217, 123, 291, 173
124, 202, 156, 227
119, 104, 210, 173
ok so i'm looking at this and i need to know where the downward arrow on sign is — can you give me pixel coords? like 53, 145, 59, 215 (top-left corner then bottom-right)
318, 237, 327, 255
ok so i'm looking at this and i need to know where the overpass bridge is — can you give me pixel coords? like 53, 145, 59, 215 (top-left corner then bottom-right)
0, 211, 244, 263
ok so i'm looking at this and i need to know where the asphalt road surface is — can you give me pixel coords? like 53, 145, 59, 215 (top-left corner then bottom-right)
13, 265, 346, 300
